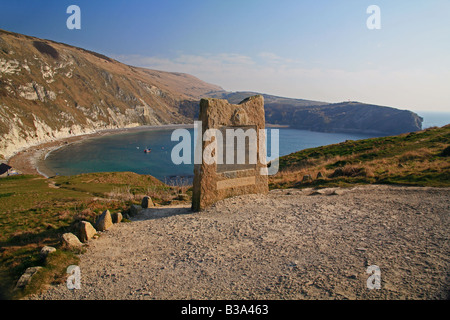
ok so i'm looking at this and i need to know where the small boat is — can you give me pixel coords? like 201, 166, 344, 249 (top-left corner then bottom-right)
144, 148, 152, 154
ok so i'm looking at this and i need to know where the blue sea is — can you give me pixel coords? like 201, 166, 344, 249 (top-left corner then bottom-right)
43, 127, 377, 182
43, 112, 450, 183
418, 111, 450, 129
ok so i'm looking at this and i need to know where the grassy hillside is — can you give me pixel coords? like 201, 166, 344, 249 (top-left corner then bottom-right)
269, 125, 450, 189
0, 172, 191, 299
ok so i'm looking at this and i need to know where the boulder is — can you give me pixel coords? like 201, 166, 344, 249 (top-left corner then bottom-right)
111, 212, 123, 224
40, 246, 56, 259
95, 210, 113, 231
79, 221, 97, 242
441, 146, 450, 157
331, 189, 345, 196
14, 266, 43, 291
141, 196, 153, 209
62, 233, 83, 249
129, 204, 143, 217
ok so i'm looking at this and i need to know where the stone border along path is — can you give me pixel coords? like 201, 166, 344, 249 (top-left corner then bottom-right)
31, 185, 450, 300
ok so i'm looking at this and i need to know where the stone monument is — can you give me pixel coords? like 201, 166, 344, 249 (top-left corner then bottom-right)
192, 95, 269, 211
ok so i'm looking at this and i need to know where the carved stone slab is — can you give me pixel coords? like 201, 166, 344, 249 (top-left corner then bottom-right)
192, 95, 268, 211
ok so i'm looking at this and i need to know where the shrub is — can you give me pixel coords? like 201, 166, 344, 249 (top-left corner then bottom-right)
106, 185, 136, 201
398, 149, 433, 162
329, 165, 373, 178
32, 41, 59, 59
441, 146, 450, 157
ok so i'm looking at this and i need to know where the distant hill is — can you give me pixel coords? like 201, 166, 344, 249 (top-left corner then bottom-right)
205, 92, 423, 136
0, 29, 422, 159
263, 100, 422, 135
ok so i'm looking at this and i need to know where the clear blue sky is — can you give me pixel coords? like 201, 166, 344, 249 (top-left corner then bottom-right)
1, 0, 449, 112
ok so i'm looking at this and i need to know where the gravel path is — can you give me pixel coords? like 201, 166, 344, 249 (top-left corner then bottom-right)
33, 185, 450, 300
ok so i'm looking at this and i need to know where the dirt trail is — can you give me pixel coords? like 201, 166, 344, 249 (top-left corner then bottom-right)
32, 185, 450, 300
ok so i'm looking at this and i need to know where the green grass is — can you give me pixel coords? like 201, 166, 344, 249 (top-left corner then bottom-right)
0, 171, 189, 299
52, 172, 189, 205
270, 125, 450, 189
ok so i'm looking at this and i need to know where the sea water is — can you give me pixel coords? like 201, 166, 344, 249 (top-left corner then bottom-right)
418, 111, 450, 129
44, 111, 450, 183
44, 127, 379, 183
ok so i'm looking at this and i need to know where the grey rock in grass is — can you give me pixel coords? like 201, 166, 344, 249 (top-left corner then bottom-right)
40, 246, 56, 259
130, 204, 143, 217
111, 212, 123, 224
14, 266, 43, 291
141, 196, 154, 209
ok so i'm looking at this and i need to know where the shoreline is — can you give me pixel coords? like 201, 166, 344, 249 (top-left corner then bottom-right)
6, 123, 285, 179
7, 124, 193, 178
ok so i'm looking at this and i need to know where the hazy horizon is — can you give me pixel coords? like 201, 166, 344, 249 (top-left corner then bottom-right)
1, 0, 449, 113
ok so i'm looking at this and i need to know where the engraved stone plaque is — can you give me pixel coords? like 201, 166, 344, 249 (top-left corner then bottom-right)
216, 125, 257, 173
192, 95, 268, 211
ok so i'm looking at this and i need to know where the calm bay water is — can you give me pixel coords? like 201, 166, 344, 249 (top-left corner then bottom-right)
44, 127, 378, 182
44, 111, 450, 182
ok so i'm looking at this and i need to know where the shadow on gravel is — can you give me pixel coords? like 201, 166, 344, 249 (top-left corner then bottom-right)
132, 205, 193, 221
